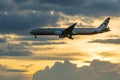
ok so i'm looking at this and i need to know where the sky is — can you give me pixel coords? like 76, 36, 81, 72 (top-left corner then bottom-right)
0, 0, 120, 80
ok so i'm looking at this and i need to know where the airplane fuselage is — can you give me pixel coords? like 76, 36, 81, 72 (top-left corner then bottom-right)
30, 28, 110, 36
30, 17, 111, 39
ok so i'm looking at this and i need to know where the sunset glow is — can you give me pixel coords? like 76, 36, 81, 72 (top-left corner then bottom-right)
1, 0, 120, 80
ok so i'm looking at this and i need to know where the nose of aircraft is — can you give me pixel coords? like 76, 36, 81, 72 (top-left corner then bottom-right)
30, 30, 34, 34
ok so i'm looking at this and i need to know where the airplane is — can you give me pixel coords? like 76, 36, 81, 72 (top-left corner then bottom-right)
30, 17, 111, 39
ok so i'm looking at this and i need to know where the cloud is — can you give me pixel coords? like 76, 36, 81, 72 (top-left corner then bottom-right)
0, 64, 28, 73
97, 71, 120, 80
13, 0, 29, 3
90, 59, 118, 73
0, 64, 8, 70
98, 52, 120, 59
0, 73, 31, 80
88, 38, 120, 44
51, 52, 91, 59
31, 41, 66, 45
0, 64, 27, 73
0, 51, 32, 56
5, 69, 28, 72
0, 37, 33, 57
28, 55, 79, 61
0, 64, 31, 80
13, 0, 120, 16
108, 35, 120, 38
0, 11, 59, 34
0, 0, 120, 35
0, 0, 15, 11
33, 59, 120, 80
0, 38, 6, 42
18, 36, 66, 45
18, 36, 59, 41
21, 64, 33, 69
0, 52, 82, 60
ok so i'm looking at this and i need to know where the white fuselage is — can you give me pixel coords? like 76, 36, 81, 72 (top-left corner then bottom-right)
30, 28, 98, 35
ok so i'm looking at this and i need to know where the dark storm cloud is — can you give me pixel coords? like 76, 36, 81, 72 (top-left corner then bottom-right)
88, 38, 120, 44
0, 0, 15, 11
38, 0, 85, 7
0, 0, 120, 35
0, 51, 32, 56
0, 11, 59, 34
2, 0, 118, 15
37, 0, 120, 16
0, 0, 119, 15
33, 59, 120, 80
13, 0, 29, 3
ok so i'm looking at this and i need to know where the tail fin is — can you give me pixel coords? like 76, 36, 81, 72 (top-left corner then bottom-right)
97, 17, 111, 31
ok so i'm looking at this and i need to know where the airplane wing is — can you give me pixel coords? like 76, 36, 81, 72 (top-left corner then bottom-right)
60, 23, 77, 39
61, 23, 77, 35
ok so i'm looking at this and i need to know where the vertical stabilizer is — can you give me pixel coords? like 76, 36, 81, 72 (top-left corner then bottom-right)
97, 17, 111, 32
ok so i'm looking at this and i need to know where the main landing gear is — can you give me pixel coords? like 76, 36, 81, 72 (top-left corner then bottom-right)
67, 35, 74, 39
34, 35, 37, 39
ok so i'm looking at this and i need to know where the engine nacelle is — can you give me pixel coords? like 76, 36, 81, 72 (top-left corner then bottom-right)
59, 35, 65, 38
54, 30, 62, 35
54, 30, 66, 38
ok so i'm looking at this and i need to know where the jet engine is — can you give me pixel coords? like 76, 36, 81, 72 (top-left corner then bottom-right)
54, 30, 66, 38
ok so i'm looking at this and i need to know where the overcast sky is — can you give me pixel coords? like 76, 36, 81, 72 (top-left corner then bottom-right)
1, 0, 120, 80
0, 0, 120, 34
